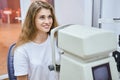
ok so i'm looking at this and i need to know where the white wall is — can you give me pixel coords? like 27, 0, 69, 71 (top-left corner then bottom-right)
20, 0, 93, 26
20, 0, 31, 23
20, 0, 120, 37
55, 0, 93, 26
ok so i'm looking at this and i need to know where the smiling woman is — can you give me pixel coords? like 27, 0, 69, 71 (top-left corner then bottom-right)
13, 1, 60, 80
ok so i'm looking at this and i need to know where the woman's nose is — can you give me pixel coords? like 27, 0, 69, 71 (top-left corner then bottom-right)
44, 18, 50, 23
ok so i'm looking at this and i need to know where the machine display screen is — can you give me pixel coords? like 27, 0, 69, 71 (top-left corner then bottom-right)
92, 63, 112, 80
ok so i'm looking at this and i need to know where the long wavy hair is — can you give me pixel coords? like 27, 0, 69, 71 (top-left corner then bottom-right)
15, 1, 58, 48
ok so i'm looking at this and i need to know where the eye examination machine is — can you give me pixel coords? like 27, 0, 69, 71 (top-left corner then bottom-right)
50, 24, 119, 80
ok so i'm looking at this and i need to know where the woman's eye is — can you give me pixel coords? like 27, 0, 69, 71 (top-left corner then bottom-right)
48, 15, 53, 19
39, 16, 45, 19
39, 15, 52, 20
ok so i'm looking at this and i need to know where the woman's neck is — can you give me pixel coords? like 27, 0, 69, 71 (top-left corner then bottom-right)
33, 32, 48, 44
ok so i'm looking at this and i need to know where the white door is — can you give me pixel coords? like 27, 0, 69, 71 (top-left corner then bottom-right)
93, 0, 120, 49
101, 0, 120, 35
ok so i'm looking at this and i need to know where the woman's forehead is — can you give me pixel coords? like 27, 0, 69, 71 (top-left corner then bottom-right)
37, 8, 52, 15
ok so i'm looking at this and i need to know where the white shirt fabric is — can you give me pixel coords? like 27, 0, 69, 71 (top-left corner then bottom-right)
14, 36, 60, 80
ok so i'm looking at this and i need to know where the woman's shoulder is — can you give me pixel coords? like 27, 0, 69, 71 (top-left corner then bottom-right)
15, 42, 32, 51
14, 42, 33, 56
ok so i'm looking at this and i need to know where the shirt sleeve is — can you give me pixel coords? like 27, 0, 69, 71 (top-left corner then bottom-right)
14, 46, 29, 76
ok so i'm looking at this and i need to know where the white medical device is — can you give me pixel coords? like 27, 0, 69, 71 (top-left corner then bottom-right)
50, 24, 119, 80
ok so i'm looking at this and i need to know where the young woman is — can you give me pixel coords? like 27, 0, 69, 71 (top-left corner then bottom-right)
13, 1, 60, 80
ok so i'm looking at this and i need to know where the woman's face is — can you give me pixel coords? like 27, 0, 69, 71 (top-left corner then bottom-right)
35, 8, 53, 33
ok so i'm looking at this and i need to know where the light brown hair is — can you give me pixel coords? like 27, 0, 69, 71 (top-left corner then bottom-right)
15, 1, 58, 48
